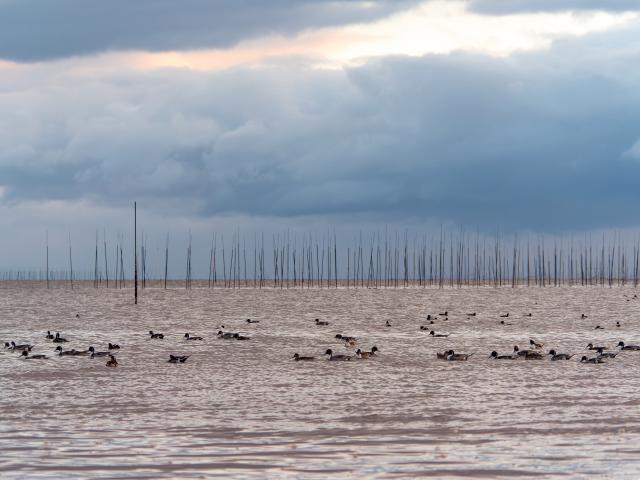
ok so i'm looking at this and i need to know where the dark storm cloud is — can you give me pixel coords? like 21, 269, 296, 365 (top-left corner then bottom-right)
1, 28, 640, 232
0, 0, 419, 62
469, 0, 640, 14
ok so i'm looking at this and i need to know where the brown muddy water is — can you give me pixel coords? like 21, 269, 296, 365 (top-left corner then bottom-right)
1, 284, 640, 479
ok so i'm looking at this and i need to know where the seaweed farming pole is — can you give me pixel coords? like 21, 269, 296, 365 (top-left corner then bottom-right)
46, 231, 49, 289
134, 202, 138, 305
68, 232, 73, 290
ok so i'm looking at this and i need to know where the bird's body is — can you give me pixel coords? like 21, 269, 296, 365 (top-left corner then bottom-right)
21, 351, 48, 360
548, 350, 573, 361
581, 356, 604, 364
356, 346, 378, 358
489, 351, 515, 360
429, 331, 450, 338
184, 333, 203, 341
596, 348, 617, 358
88, 346, 109, 357
149, 331, 164, 339
446, 350, 473, 361
325, 349, 351, 361
10, 341, 33, 351
293, 353, 315, 361
52, 332, 68, 343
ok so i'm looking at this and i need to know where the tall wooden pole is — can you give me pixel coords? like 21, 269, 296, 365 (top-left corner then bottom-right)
134, 202, 138, 304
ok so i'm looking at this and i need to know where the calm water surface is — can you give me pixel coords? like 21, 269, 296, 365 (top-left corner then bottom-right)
1, 284, 640, 479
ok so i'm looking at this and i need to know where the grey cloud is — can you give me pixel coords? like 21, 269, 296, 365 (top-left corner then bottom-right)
0, 0, 419, 62
469, 0, 640, 14
2, 29, 640, 232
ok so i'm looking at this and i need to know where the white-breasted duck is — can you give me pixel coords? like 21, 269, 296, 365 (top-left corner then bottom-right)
325, 349, 352, 361
246, 319, 259, 324
548, 350, 573, 361
500, 313, 509, 318
617, 341, 640, 351
217, 330, 235, 339
489, 351, 515, 360
168, 354, 189, 363
616, 321, 621, 328
439, 311, 448, 316
21, 351, 48, 359
108, 343, 120, 350
106, 355, 118, 367
184, 333, 203, 341
149, 331, 164, 339
586, 343, 606, 350
467, 312, 476, 317
315, 319, 329, 326
385, 321, 392, 327
45, 331, 54, 340
594, 325, 604, 330
293, 353, 315, 361
581, 314, 588, 319
500, 320, 513, 326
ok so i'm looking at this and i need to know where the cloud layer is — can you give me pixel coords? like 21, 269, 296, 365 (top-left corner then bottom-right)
0, 0, 419, 62
2, 24, 640, 232
469, 0, 640, 14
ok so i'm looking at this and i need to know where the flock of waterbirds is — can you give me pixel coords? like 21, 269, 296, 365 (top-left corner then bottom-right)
3, 293, 639, 366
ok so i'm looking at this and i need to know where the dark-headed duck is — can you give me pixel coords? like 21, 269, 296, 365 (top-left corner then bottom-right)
617, 341, 640, 351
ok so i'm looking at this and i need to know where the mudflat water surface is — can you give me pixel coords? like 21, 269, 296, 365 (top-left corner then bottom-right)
1, 284, 640, 479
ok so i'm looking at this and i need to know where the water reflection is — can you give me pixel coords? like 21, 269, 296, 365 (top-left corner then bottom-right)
1, 284, 640, 478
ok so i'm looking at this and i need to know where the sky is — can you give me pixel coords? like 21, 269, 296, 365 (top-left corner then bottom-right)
1, 0, 640, 272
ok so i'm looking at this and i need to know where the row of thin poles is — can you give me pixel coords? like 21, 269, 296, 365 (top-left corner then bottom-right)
2, 229, 640, 289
